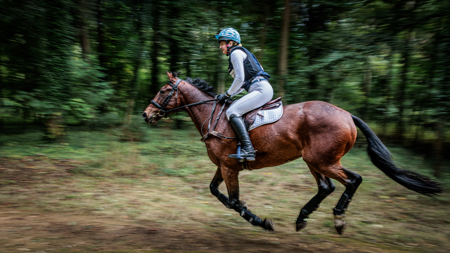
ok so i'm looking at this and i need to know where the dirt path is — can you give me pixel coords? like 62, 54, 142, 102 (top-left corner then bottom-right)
0, 207, 413, 253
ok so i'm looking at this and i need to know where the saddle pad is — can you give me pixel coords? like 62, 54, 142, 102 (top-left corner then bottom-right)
248, 102, 283, 131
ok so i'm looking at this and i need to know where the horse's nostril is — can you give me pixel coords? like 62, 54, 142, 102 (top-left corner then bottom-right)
143, 112, 147, 118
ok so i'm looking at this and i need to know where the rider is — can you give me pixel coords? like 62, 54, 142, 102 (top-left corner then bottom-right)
215, 27, 274, 161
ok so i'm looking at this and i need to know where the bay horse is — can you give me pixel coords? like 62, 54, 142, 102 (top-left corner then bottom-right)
143, 72, 442, 234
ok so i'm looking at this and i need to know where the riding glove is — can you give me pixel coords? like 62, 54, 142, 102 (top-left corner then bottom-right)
217, 92, 230, 103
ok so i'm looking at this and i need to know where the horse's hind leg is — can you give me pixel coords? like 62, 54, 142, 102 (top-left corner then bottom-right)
331, 167, 362, 235
312, 163, 362, 234
296, 165, 335, 232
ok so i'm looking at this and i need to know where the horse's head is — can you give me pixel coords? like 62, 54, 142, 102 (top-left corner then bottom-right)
143, 71, 184, 124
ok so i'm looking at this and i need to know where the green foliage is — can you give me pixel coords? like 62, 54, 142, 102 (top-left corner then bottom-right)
0, 0, 449, 160
65, 53, 114, 124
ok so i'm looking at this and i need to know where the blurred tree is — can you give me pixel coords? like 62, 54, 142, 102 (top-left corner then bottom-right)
149, 0, 162, 99
76, 0, 92, 58
277, 0, 290, 98
96, 0, 107, 72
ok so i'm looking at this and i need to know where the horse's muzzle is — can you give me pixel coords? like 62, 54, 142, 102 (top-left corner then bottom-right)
143, 111, 161, 124
143, 111, 152, 123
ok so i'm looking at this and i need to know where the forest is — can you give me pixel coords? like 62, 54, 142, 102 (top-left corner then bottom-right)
1, 0, 449, 175
1, 1, 450, 252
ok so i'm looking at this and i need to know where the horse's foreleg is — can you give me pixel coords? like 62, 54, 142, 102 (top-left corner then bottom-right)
209, 168, 231, 208
296, 167, 335, 232
210, 167, 250, 210
220, 166, 275, 231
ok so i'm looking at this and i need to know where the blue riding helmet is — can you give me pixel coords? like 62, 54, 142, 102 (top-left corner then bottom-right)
215, 27, 241, 44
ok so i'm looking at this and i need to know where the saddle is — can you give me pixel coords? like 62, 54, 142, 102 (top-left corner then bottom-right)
243, 97, 283, 130
200, 97, 283, 142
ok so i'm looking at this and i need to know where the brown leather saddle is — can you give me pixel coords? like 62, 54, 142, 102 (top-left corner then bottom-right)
243, 97, 282, 129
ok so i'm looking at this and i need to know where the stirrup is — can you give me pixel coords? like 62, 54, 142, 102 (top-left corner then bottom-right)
228, 143, 256, 162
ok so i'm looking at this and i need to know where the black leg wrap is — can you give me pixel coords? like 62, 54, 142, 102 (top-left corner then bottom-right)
210, 180, 235, 209
239, 208, 263, 226
296, 208, 310, 223
217, 193, 231, 208
296, 182, 335, 232
295, 208, 309, 231
333, 192, 351, 216
229, 199, 268, 229
297, 186, 334, 223
333, 174, 362, 216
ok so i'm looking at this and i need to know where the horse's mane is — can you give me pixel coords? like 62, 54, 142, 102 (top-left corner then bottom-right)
185, 77, 217, 97
171, 72, 217, 97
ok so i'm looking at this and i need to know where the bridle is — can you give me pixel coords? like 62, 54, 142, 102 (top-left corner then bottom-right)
147, 78, 235, 141
150, 78, 182, 118
149, 78, 218, 118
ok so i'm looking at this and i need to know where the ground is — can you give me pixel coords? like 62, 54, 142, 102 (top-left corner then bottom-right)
0, 129, 449, 253
0, 208, 412, 253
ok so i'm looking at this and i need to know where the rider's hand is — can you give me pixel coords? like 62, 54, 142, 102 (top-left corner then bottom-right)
217, 92, 230, 104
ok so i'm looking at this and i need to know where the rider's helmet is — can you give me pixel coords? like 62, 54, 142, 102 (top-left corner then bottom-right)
215, 27, 241, 44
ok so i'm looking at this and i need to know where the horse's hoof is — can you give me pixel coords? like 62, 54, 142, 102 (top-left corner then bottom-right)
295, 221, 307, 232
263, 218, 275, 231
334, 218, 346, 235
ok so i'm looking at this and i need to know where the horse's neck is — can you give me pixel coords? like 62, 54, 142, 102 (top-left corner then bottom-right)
179, 83, 218, 134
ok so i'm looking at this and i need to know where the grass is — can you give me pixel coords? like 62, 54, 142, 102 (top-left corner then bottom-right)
0, 116, 449, 252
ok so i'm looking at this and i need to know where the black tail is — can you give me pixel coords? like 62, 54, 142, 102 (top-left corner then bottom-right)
351, 114, 443, 195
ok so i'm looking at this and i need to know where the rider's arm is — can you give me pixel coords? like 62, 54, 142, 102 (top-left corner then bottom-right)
227, 50, 247, 96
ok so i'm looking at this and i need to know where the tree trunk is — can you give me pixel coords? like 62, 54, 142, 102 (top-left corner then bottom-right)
77, 0, 91, 58
149, 0, 162, 98
125, 0, 145, 125
167, 4, 180, 72
0, 44, 3, 130
42, 0, 72, 141
277, 0, 290, 98
382, 50, 394, 138
96, 0, 107, 72
257, 0, 271, 61
363, 56, 372, 121
304, 0, 326, 100
396, 29, 412, 142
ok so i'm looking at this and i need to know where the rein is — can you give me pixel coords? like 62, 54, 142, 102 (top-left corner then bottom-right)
150, 78, 235, 141
150, 78, 217, 117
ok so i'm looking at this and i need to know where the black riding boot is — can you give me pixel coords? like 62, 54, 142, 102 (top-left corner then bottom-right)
229, 114, 256, 161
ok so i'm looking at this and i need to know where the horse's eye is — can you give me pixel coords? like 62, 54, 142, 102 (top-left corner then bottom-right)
160, 90, 165, 94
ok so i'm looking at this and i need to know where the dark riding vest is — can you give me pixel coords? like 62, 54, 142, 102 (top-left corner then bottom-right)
228, 46, 270, 92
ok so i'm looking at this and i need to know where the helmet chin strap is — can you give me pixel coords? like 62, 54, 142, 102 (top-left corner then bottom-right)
226, 42, 237, 56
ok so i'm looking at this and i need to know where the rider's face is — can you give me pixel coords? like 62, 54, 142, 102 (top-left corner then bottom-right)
219, 41, 232, 55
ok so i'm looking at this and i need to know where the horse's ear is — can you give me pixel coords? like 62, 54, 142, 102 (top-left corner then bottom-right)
166, 71, 179, 83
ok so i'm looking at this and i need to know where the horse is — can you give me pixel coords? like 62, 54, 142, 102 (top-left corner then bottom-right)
143, 72, 442, 234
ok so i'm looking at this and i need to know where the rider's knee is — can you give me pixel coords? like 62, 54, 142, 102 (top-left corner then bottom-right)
227, 112, 240, 121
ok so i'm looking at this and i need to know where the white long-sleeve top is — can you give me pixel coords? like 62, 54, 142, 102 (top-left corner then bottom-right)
227, 49, 247, 95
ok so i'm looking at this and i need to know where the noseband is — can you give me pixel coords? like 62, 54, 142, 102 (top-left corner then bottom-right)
149, 78, 219, 118
150, 79, 182, 117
